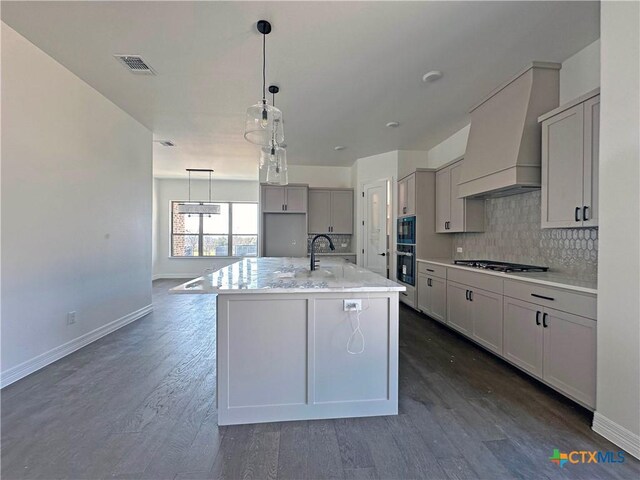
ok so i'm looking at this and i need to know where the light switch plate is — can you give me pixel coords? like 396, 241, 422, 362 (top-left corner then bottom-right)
456, 247, 463, 253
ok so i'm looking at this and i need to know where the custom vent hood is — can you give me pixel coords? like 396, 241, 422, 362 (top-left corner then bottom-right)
458, 62, 561, 198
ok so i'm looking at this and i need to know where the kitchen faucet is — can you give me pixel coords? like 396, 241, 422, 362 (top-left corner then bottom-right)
310, 234, 335, 271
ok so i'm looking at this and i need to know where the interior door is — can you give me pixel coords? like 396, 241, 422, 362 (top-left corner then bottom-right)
435, 168, 450, 233
542, 307, 596, 408
541, 104, 585, 228
331, 190, 354, 234
308, 190, 331, 233
363, 179, 388, 276
503, 297, 543, 378
284, 187, 307, 213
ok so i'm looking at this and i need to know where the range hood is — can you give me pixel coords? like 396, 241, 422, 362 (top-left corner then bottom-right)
458, 62, 560, 198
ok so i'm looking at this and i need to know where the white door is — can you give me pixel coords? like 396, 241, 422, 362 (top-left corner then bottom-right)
363, 179, 388, 276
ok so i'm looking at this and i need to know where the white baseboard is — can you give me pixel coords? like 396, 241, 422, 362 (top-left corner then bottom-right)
0, 304, 153, 389
592, 411, 640, 459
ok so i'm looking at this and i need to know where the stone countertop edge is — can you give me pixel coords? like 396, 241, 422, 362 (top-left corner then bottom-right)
171, 257, 405, 295
416, 258, 597, 295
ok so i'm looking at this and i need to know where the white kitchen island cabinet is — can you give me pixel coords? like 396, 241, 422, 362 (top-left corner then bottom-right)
172, 257, 404, 426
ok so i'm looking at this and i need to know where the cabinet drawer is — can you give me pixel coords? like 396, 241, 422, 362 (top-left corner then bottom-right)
447, 268, 503, 294
417, 262, 447, 279
503, 279, 596, 320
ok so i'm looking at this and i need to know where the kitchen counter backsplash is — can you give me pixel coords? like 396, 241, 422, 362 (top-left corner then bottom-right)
454, 190, 597, 278
307, 234, 353, 254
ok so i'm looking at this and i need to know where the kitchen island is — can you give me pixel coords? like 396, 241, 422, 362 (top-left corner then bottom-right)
172, 257, 405, 426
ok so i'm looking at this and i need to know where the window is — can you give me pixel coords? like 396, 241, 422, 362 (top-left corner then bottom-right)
171, 202, 258, 257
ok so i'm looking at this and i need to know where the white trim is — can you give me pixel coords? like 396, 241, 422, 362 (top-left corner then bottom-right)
592, 411, 640, 459
0, 304, 153, 389
153, 274, 198, 280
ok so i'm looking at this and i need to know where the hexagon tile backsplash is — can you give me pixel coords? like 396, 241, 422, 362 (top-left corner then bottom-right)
453, 190, 598, 278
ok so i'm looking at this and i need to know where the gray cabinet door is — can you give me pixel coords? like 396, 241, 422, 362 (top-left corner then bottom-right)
470, 287, 503, 355
541, 103, 585, 228
542, 307, 596, 408
435, 167, 450, 233
503, 297, 543, 378
430, 276, 447, 323
308, 190, 331, 233
417, 274, 431, 315
262, 186, 286, 212
582, 96, 599, 227
405, 174, 416, 216
331, 190, 354, 234
449, 162, 465, 232
285, 187, 308, 213
397, 178, 407, 217
447, 281, 472, 336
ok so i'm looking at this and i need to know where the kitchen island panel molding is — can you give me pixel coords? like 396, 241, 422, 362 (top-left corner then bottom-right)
216, 290, 399, 426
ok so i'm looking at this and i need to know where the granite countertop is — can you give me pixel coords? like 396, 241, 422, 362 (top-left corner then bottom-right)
416, 258, 597, 295
306, 252, 357, 257
171, 257, 405, 295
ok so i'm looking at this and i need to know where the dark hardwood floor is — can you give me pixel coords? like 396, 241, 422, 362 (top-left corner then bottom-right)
2, 279, 638, 479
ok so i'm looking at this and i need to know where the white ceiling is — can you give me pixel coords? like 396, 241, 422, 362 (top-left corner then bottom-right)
2, 1, 599, 180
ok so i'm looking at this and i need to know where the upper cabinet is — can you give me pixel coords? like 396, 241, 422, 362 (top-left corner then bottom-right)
262, 185, 308, 213
539, 90, 599, 228
397, 174, 416, 217
435, 159, 484, 233
308, 189, 353, 234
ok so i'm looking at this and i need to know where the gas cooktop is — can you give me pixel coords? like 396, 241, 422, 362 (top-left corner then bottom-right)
453, 260, 549, 273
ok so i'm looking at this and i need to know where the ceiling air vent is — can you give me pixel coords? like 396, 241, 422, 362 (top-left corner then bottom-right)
114, 55, 156, 75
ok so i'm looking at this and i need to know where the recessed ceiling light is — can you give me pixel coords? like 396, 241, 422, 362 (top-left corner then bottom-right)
154, 140, 175, 147
334, 146, 346, 151
422, 70, 442, 83
386, 121, 400, 128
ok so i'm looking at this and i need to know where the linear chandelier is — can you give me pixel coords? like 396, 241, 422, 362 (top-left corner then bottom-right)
177, 169, 221, 215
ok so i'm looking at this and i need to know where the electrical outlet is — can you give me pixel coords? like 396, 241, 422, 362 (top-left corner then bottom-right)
67, 311, 76, 325
343, 299, 362, 312
456, 246, 463, 253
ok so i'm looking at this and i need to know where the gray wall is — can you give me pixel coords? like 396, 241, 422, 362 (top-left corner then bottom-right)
453, 190, 597, 278
1, 24, 152, 383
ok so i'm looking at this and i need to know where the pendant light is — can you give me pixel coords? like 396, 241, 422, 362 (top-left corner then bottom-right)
244, 20, 284, 146
177, 169, 221, 215
262, 85, 288, 185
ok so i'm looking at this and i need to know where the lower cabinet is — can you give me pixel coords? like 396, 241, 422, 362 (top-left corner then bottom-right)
503, 296, 596, 408
447, 282, 472, 334
446, 281, 502, 354
417, 274, 446, 323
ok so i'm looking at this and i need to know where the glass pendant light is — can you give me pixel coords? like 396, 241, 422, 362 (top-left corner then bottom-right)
244, 20, 283, 146
261, 85, 288, 185
265, 145, 288, 185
